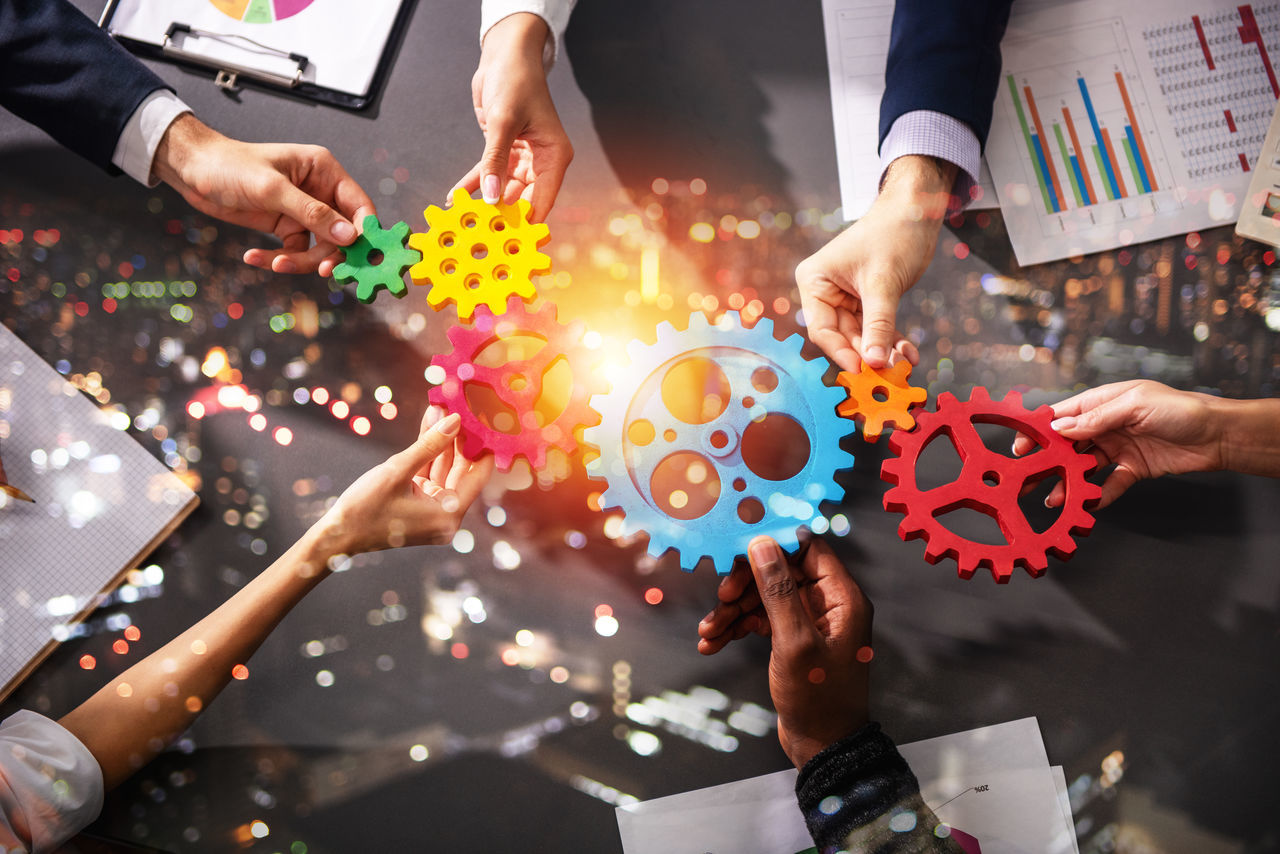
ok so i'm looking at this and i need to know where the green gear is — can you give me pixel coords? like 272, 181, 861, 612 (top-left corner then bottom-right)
332, 216, 421, 304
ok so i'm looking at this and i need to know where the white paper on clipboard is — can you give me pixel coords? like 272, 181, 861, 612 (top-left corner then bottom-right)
104, 0, 404, 98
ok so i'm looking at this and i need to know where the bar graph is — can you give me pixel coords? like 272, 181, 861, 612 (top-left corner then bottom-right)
1007, 68, 1162, 217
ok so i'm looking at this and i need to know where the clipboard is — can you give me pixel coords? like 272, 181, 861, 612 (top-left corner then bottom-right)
99, 0, 415, 111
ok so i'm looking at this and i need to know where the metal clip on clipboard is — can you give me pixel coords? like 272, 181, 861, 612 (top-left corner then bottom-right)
162, 23, 309, 92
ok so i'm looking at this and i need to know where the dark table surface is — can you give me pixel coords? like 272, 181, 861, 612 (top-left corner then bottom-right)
2, 1, 1279, 852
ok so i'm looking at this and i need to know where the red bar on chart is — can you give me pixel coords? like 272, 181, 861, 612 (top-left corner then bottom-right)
1062, 106, 1097, 205
1100, 128, 1129, 197
1023, 86, 1067, 212
1225, 109, 1237, 132
1240, 152, 1252, 171
1193, 15, 1215, 69
1114, 72, 1158, 191
1238, 4, 1280, 99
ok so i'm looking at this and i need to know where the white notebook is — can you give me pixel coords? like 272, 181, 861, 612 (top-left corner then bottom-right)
0, 326, 197, 700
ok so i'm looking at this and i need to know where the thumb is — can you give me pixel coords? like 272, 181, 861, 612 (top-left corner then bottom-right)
479, 117, 520, 204
857, 273, 902, 369
387, 413, 462, 476
269, 179, 357, 246
747, 537, 810, 646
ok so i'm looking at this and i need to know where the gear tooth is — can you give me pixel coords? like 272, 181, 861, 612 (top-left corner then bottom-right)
753, 316, 776, 338
1002, 389, 1023, 408
988, 560, 1013, 583
687, 312, 709, 329
937, 391, 959, 408
625, 338, 648, 363
970, 386, 991, 403
881, 459, 904, 486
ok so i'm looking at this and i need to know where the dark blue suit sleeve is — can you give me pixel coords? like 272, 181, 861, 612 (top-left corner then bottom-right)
0, 0, 171, 172
878, 0, 1014, 153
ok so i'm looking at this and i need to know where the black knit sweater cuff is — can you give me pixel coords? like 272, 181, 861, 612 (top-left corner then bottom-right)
794, 722, 921, 849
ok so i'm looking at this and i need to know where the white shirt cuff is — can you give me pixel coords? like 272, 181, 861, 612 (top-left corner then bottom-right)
480, 0, 577, 70
0, 711, 104, 854
879, 110, 982, 208
110, 90, 193, 187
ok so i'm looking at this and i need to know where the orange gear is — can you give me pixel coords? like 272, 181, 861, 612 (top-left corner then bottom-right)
408, 188, 551, 321
836, 360, 927, 442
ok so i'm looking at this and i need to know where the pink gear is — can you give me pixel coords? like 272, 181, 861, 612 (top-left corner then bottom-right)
428, 298, 606, 472
880, 387, 1102, 583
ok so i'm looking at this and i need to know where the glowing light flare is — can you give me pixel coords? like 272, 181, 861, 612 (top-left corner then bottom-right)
351, 416, 371, 435
273, 427, 293, 446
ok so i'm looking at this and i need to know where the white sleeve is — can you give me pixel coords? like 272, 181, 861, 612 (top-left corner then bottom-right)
0, 711, 104, 854
480, 0, 578, 70
110, 89, 193, 187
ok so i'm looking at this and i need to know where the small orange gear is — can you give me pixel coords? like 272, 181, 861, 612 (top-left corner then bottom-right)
408, 188, 551, 321
836, 360, 927, 441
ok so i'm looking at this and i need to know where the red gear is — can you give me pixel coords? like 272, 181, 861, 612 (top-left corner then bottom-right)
880, 387, 1102, 583
428, 298, 605, 472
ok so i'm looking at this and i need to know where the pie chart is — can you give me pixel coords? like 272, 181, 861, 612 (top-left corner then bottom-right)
209, 0, 315, 23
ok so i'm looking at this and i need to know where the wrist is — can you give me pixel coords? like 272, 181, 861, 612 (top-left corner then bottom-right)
151, 113, 223, 190
482, 12, 550, 67
1214, 397, 1280, 477
878, 155, 958, 220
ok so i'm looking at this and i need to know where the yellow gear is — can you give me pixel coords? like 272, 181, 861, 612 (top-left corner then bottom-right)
836, 359, 927, 442
408, 188, 551, 321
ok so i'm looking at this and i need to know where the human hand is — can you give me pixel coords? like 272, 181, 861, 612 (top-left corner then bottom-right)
152, 114, 375, 276
1012, 380, 1227, 510
453, 12, 573, 222
796, 155, 957, 372
697, 536, 873, 769
315, 408, 494, 556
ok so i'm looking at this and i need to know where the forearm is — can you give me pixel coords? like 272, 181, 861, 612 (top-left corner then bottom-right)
1215, 396, 1280, 478
59, 527, 335, 789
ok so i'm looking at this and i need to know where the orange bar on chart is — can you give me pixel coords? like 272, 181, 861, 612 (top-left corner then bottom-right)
1114, 72, 1157, 191
1061, 107, 1097, 205
1023, 86, 1067, 211
1100, 127, 1128, 198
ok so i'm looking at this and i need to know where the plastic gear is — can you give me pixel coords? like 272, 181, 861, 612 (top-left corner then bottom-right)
428, 297, 605, 472
583, 311, 855, 575
836, 360, 927, 442
332, 215, 420, 304
408, 188, 551, 321
880, 387, 1102, 583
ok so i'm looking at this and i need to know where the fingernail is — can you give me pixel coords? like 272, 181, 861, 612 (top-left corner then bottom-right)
865, 346, 887, 365
276, 259, 297, 274
482, 175, 500, 204
1050, 416, 1076, 432
748, 539, 779, 570
330, 221, 356, 244
437, 413, 461, 436
1044, 495, 1055, 508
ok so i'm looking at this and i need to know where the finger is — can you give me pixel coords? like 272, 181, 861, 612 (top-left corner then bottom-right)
857, 273, 903, 369
1051, 391, 1142, 442
265, 238, 341, 276
718, 560, 756, 604
430, 434, 456, 486
1011, 432, 1035, 456
747, 536, 810, 646
1098, 463, 1141, 509
697, 613, 764, 656
453, 161, 483, 196
803, 302, 860, 373
528, 142, 572, 223
480, 117, 521, 204
268, 178, 359, 248
386, 413, 462, 476
1045, 381, 1144, 420
452, 454, 495, 512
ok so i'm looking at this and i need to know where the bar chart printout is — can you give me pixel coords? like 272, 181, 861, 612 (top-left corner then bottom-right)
988, 13, 1184, 265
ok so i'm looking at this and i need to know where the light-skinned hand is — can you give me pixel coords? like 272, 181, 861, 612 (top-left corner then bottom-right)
316, 408, 494, 556
698, 536, 872, 769
796, 155, 957, 372
452, 12, 573, 222
152, 113, 375, 277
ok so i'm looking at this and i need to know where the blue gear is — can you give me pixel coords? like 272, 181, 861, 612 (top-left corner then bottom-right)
584, 311, 855, 574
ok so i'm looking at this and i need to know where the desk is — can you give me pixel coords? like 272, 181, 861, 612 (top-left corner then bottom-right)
1, 1, 1278, 851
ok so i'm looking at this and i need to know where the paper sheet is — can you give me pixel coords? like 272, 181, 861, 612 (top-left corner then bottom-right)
819, 0, 999, 220
616, 718, 1078, 854
105, 0, 404, 96
0, 327, 197, 699
987, 0, 1280, 264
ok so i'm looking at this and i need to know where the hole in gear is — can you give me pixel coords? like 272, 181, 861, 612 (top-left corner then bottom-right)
439, 232, 456, 248
472, 244, 489, 260
933, 506, 1007, 545
663, 429, 677, 442
751, 367, 778, 393
871, 385, 889, 403
494, 265, 510, 281
505, 240, 522, 256
465, 274, 482, 291
737, 497, 765, 524
491, 217, 507, 232
442, 260, 457, 275
464, 384, 523, 435
710, 430, 729, 449
914, 431, 965, 492
661, 357, 731, 425
733, 477, 746, 492
982, 470, 1000, 486
651, 451, 721, 520
366, 248, 385, 266
461, 214, 478, 229
741, 414, 809, 481
629, 419, 656, 446
1017, 469, 1065, 534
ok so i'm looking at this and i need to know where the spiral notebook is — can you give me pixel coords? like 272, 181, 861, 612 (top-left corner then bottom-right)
0, 326, 197, 701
